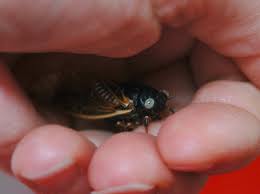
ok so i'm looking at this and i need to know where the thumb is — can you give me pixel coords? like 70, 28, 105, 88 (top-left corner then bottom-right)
155, 0, 260, 87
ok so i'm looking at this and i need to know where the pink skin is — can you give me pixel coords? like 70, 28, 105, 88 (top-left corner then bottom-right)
0, 0, 259, 194
12, 125, 95, 194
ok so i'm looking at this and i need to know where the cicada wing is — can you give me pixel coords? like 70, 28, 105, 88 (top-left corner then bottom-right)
68, 98, 133, 120
56, 81, 134, 120
93, 81, 130, 108
69, 107, 133, 120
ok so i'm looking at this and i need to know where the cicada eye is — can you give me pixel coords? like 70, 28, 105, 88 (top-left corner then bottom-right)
144, 98, 155, 109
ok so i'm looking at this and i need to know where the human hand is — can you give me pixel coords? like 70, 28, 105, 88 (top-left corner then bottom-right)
0, 1, 260, 194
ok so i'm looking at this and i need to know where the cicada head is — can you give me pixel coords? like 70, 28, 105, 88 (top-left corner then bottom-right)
136, 87, 169, 115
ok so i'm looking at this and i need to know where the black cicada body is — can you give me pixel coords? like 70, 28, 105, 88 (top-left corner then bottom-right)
58, 81, 173, 132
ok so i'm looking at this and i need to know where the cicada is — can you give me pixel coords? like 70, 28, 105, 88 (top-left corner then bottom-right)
57, 81, 174, 132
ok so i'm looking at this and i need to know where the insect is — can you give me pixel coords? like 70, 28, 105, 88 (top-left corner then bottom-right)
57, 81, 174, 132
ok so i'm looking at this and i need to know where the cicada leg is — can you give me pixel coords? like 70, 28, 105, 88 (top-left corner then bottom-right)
143, 116, 151, 133
116, 120, 136, 131
116, 121, 125, 129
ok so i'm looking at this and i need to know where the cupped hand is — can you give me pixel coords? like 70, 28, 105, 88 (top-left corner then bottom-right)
0, 1, 260, 194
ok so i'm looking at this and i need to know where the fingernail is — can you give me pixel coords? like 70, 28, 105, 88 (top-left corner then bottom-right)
20, 158, 75, 180
17, 158, 86, 193
91, 184, 155, 194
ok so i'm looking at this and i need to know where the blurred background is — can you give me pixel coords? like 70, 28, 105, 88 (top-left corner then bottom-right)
201, 157, 260, 194
0, 172, 33, 194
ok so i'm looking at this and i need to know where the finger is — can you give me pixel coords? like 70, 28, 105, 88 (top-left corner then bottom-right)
0, 0, 159, 57
154, 0, 260, 87
88, 132, 207, 194
193, 80, 260, 130
88, 132, 174, 194
158, 80, 260, 173
0, 63, 43, 172
191, 43, 246, 86
127, 27, 194, 74
11, 125, 95, 194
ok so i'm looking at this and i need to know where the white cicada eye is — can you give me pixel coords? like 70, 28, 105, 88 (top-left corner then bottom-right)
144, 98, 155, 109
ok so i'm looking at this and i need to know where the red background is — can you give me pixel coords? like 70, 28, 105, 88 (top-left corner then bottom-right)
201, 157, 260, 194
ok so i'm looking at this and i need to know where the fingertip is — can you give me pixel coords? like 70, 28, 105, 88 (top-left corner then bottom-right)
88, 132, 174, 192
11, 125, 95, 193
157, 103, 260, 172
